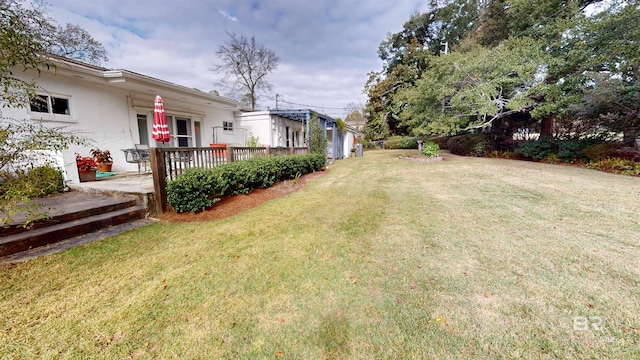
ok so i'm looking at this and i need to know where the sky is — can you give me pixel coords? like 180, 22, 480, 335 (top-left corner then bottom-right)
45, 0, 432, 119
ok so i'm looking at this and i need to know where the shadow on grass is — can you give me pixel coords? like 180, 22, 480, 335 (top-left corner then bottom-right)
318, 310, 350, 359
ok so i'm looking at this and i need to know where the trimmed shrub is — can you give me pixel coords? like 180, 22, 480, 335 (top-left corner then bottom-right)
384, 136, 418, 149
166, 153, 326, 213
426, 136, 450, 150
615, 148, 640, 162
516, 138, 604, 162
166, 168, 221, 213
514, 138, 558, 161
556, 139, 600, 162
583, 143, 618, 161
0, 166, 64, 198
446, 133, 494, 157
420, 141, 440, 157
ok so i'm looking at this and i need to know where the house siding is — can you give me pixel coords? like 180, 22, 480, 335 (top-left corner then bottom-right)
5, 60, 244, 183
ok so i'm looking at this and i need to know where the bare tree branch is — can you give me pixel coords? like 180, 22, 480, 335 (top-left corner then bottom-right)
212, 32, 279, 110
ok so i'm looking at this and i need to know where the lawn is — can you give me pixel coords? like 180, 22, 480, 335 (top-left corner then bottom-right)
1, 150, 639, 359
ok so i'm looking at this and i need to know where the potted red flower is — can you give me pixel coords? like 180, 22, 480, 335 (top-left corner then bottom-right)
90, 148, 113, 172
75, 153, 97, 182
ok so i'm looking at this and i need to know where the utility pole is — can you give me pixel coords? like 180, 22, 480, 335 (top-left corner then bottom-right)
440, 41, 449, 55
275, 94, 280, 110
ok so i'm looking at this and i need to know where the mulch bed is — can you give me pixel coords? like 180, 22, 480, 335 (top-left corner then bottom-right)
158, 170, 327, 223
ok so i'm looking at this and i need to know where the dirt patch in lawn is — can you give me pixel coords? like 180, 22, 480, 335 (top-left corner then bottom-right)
158, 170, 327, 223
398, 155, 443, 162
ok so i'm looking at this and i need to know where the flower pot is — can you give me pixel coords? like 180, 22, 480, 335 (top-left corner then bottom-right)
78, 169, 97, 182
97, 162, 113, 172
210, 143, 227, 156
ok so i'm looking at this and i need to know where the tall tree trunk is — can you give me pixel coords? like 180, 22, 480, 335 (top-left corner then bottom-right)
540, 115, 554, 138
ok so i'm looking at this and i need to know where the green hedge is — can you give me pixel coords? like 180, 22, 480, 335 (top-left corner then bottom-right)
166, 153, 326, 213
426, 136, 450, 150
384, 136, 418, 149
446, 133, 494, 156
515, 138, 601, 161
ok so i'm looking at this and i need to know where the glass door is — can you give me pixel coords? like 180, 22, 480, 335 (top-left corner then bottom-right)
175, 117, 192, 147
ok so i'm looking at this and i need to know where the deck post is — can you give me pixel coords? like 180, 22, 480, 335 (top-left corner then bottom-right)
150, 147, 168, 214
226, 144, 234, 163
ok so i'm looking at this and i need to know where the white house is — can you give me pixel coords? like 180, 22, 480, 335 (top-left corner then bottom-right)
4, 56, 246, 183
4, 56, 355, 184
236, 109, 356, 160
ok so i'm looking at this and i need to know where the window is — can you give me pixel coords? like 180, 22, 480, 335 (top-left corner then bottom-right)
30, 94, 71, 115
223, 121, 233, 131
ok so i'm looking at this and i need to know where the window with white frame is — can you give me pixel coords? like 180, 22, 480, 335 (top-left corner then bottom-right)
30, 94, 71, 115
223, 121, 233, 131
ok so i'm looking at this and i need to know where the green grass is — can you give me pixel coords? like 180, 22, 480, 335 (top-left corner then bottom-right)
1, 150, 639, 359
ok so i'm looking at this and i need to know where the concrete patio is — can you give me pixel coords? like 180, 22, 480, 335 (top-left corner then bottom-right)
67, 171, 156, 213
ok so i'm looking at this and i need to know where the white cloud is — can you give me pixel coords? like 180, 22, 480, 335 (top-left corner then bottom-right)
217, 9, 239, 22
46, 0, 425, 118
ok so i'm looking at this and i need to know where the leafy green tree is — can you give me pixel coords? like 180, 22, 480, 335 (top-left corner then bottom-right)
1, 0, 95, 225
1, 0, 108, 106
378, 0, 481, 69
397, 38, 547, 135
367, 0, 639, 141
0, 0, 53, 106
308, 113, 327, 155
365, 38, 431, 137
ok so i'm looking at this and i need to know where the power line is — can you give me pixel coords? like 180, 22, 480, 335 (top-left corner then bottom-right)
274, 96, 352, 111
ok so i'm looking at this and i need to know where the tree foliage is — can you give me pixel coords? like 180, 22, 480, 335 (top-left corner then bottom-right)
0, 0, 52, 106
365, 0, 640, 141
213, 32, 280, 110
1, 0, 108, 107
308, 113, 327, 155
1, 0, 98, 224
45, 23, 109, 65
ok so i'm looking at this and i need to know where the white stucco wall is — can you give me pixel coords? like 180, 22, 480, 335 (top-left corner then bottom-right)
6, 63, 244, 184
236, 112, 306, 148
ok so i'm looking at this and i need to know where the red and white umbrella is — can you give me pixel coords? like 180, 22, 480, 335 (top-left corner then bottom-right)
152, 95, 171, 143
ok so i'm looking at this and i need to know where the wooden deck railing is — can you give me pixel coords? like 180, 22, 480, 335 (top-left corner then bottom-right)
151, 145, 309, 214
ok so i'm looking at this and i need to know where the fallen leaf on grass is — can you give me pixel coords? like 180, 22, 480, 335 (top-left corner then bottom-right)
435, 317, 446, 323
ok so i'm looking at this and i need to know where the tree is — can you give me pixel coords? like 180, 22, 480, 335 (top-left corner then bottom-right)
308, 113, 327, 155
45, 23, 108, 65
344, 102, 366, 131
366, 0, 639, 141
213, 32, 280, 110
397, 38, 547, 135
378, 0, 481, 70
1, 1, 107, 69
365, 38, 431, 137
1, 0, 92, 224
0, 0, 53, 106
